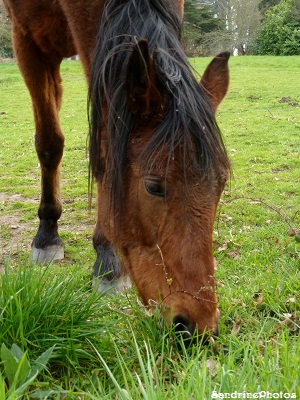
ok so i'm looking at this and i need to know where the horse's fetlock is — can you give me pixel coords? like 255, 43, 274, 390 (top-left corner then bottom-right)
38, 203, 62, 221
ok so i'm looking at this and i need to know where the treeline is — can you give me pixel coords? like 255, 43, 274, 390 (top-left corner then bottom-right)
0, 2, 13, 59
0, 0, 299, 58
183, 0, 300, 55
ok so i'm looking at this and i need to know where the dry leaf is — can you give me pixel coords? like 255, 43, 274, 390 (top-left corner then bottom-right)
231, 299, 246, 307
213, 258, 219, 270
283, 312, 293, 319
231, 318, 242, 335
221, 213, 232, 221
285, 297, 296, 304
156, 356, 162, 368
218, 241, 228, 252
281, 312, 300, 334
258, 339, 265, 356
227, 250, 241, 260
171, 373, 179, 381
205, 358, 220, 378
253, 293, 264, 306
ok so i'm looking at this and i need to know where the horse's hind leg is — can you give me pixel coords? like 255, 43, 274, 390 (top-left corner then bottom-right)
13, 30, 65, 263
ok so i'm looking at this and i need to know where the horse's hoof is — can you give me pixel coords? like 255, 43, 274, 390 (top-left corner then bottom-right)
92, 275, 132, 294
30, 244, 64, 264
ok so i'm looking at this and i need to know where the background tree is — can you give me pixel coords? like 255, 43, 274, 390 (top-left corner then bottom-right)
202, 0, 261, 55
254, 0, 300, 55
3, 0, 299, 58
0, 0, 13, 59
183, 0, 224, 55
259, 0, 281, 13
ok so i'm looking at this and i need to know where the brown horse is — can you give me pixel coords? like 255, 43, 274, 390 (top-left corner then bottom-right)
3, 0, 230, 338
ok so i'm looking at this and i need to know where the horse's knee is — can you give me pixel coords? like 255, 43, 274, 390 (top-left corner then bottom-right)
35, 133, 64, 170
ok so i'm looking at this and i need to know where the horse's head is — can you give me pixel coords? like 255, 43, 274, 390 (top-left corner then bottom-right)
94, 39, 230, 338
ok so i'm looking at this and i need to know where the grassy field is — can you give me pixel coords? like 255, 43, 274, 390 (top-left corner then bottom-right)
0, 56, 299, 399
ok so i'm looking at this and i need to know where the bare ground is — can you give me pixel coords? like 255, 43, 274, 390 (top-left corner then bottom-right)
0, 192, 95, 265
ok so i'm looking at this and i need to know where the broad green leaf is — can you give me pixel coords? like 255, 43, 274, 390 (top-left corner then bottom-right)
0, 371, 6, 400
29, 345, 55, 378
10, 344, 24, 362
5, 346, 55, 399
1, 343, 18, 387
13, 352, 30, 388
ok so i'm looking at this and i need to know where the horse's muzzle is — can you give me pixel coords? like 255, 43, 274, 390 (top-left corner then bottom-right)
172, 310, 220, 346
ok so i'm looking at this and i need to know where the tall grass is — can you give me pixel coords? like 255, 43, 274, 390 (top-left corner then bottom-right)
0, 261, 115, 374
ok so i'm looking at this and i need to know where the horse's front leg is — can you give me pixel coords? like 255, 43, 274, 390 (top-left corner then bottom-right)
31, 123, 65, 263
31, 70, 65, 263
12, 29, 65, 263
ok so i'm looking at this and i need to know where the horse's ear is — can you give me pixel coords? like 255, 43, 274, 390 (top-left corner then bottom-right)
200, 51, 230, 114
126, 39, 161, 116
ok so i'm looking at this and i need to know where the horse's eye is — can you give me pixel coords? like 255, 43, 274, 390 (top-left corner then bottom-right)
144, 180, 167, 198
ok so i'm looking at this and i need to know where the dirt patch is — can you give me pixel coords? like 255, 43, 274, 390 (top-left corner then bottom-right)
0, 192, 95, 265
279, 96, 299, 106
0, 216, 34, 263
0, 192, 38, 204
0, 193, 35, 263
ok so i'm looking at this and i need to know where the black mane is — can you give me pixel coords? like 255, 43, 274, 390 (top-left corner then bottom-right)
89, 0, 229, 213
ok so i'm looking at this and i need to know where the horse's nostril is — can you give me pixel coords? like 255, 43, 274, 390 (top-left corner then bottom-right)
173, 312, 220, 345
173, 314, 195, 340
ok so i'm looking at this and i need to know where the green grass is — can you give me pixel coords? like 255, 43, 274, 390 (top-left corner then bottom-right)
0, 56, 299, 399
